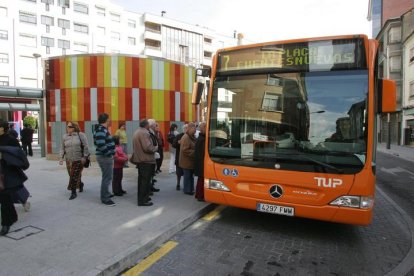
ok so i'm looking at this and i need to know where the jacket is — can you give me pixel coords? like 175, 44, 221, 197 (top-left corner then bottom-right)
0, 146, 30, 190
60, 132, 90, 162
194, 133, 206, 177
93, 124, 115, 157
114, 145, 128, 168
130, 127, 158, 164
179, 133, 196, 170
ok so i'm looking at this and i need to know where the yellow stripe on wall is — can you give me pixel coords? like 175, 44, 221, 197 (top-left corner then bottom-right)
77, 57, 84, 88
65, 58, 71, 89
184, 66, 189, 93
164, 61, 170, 91
71, 88, 78, 121
152, 90, 165, 121
145, 59, 152, 89
111, 87, 118, 121
118, 56, 125, 88
104, 56, 111, 88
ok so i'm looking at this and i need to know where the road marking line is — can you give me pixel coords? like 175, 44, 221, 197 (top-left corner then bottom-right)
202, 205, 226, 221
122, 241, 178, 276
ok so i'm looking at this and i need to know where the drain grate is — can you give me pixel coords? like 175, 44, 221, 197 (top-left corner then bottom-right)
5, 226, 44, 240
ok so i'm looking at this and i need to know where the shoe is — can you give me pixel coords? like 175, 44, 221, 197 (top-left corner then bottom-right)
147, 197, 152, 201
151, 187, 160, 192
197, 198, 205, 202
69, 193, 77, 200
114, 193, 123, 196
79, 182, 84, 192
184, 192, 194, 195
149, 192, 154, 196
138, 202, 153, 206
156, 169, 162, 173
0, 226, 10, 236
103, 200, 116, 206
153, 179, 158, 183
122, 190, 127, 194
176, 185, 180, 191
109, 194, 114, 198
23, 201, 31, 212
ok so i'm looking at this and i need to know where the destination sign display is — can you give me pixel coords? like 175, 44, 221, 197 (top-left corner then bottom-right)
217, 38, 366, 73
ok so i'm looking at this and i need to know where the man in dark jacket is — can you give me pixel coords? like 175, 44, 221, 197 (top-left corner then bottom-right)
0, 121, 27, 236
194, 122, 206, 201
20, 124, 34, 156
172, 124, 187, 190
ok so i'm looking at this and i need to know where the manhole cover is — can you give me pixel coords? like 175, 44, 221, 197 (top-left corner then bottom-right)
5, 226, 44, 240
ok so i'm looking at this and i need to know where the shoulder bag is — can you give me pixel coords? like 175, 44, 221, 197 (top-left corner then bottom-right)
78, 133, 91, 168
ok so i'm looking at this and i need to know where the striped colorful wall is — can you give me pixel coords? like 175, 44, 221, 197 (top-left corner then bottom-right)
45, 54, 196, 155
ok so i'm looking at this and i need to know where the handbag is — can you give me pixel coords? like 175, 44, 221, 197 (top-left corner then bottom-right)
78, 133, 91, 168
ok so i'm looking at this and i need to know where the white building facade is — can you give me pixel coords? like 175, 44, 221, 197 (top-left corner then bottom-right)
0, 0, 237, 89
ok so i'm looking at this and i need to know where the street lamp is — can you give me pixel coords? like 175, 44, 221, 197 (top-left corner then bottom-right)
33, 53, 41, 88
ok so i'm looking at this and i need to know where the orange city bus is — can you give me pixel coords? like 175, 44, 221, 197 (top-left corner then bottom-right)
192, 34, 396, 225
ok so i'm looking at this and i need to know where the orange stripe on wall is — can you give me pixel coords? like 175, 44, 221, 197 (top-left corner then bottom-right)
118, 87, 125, 121
139, 59, 146, 88
59, 59, 65, 89
78, 88, 85, 122
104, 87, 111, 115
125, 57, 132, 88
84, 57, 90, 88
97, 56, 104, 88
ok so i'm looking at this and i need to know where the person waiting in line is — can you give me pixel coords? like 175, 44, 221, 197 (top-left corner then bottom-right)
0, 120, 29, 236
148, 119, 160, 192
59, 122, 90, 200
167, 123, 178, 174
130, 119, 158, 206
194, 122, 206, 201
93, 113, 116, 206
179, 122, 197, 195
172, 124, 187, 191
20, 124, 34, 156
115, 122, 129, 168
112, 136, 128, 196
8, 124, 18, 140
155, 123, 164, 173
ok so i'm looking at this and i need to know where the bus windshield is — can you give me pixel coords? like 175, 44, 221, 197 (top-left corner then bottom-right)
208, 70, 368, 174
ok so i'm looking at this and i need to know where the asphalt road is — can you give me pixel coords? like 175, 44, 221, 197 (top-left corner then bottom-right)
122, 151, 414, 276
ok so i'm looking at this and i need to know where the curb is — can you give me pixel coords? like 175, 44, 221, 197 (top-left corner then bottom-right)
377, 186, 414, 276
90, 203, 216, 276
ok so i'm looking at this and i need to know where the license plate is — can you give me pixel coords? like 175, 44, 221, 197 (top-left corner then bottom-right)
256, 203, 294, 216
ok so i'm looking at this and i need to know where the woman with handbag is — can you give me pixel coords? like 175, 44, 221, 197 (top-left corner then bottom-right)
59, 122, 90, 200
0, 120, 28, 236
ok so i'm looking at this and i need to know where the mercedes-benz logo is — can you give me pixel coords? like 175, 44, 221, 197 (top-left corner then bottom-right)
269, 185, 283, 199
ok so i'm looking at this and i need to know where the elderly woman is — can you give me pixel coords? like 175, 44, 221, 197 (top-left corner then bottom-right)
59, 122, 90, 200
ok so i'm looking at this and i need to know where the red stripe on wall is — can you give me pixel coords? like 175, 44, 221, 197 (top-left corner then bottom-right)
139, 88, 146, 118
97, 87, 105, 115
125, 88, 132, 121
118, 87, 125, 121
60, 88, 66, 122
97, 56, 104, 88
48, 90, 55, 122
78, 88, 85, 122
84, 88, 91, 121
132, 57, 139, 88
125, 57, 132, 88
47, 125, 52, 154
84, 57, 90, 88
180, 92, 185, 121
139, 58, 146, 88
78, 121, 85, 133
90, 56, 97, 88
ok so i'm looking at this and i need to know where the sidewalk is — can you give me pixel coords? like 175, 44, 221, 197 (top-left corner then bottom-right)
0, 150, 212, 275
376, 143, 414, 163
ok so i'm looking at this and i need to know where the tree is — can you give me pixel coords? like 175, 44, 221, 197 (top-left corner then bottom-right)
23, 115, 36, 129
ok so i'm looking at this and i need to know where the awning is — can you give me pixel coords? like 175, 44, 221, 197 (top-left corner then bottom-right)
0, 103, 41, 111
0, 87, 43, 99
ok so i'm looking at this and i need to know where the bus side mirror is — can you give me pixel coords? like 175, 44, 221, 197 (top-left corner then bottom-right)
378, 79, 396, 113
192, 82, 204, 105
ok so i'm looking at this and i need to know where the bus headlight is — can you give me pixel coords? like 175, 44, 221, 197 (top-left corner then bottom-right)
204, 179, 230, 192
330, 196, 374, 209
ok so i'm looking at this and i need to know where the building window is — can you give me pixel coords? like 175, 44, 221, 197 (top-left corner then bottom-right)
410, 47, 414, 64
0, 76, 9, 86
388, 27, 401, 44
41, 36, 54, 54
110, 13, 120, 22
41, 0, 53, 11
111, 31, 120, 40
390, 55, 401, 72
179, 45, 189, 63
74, 22, 88, 34
96, 45, 105, 53
410, 81, 414, 99
145, 39, 161, 49
204, 37, 212, 44
128, 37, 135, 45
96, 6, 105, 16
41, 15, 54, 33
261, 92, 282, 112
128, 19, 136, 28
0, 7, 7, 17
74, 2, 88, 14
0, 53, 9, 63
58, 0, 69, 7
58, 18, 70, 35
0, 30, 8, 40
73, 42, 88, 53
58, 39, 70, 55
145, 22, 161, 33
97, 26, 105, 35
204, 51, 212, 58
19, 11, 37, 24
19, 33, 37, 47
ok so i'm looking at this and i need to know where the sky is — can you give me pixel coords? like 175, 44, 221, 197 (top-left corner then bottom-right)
112, 0, 372, 43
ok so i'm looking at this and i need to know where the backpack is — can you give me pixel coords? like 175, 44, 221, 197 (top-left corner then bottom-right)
167, 133, 175, 144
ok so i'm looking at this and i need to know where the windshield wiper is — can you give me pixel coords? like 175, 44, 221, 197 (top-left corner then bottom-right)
300, 155, 344, 174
